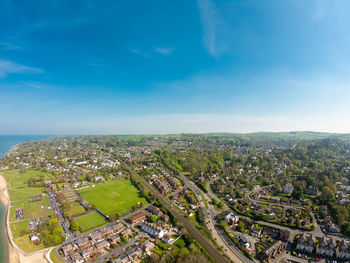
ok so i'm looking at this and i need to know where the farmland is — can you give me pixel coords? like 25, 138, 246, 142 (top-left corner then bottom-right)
78, 179, 148, 216
74, 212, 106, 232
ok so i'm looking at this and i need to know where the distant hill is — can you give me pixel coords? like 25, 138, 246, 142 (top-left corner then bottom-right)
179, 131, 350, 142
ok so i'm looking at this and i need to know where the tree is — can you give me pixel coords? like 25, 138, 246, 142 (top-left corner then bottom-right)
321, 186, 335, 203
237, 221, 245, 232
71, 221, 79, 232
275, 181, 282, 193
150, 214, 158, 223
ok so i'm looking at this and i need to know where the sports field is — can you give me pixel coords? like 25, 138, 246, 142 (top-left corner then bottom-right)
78, 179, 148, 216
75, 212, 106, 232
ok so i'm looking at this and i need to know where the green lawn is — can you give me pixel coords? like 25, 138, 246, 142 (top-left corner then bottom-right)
3, 170, 55, 252
14, 235, 45, 253
3, 170, 53, 221
78, 179, 148, 215
3, 170, 52, 201
10, 220, 29, 238
68, 202, 85, 217
50, 249, 65, 263
75, 212, 106, 232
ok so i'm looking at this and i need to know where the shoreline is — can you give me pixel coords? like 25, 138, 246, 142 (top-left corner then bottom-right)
0, 173, 51, 263
0, 174, 20, 263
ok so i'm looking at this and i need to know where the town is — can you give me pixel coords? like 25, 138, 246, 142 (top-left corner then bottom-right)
2, 133, 350, 263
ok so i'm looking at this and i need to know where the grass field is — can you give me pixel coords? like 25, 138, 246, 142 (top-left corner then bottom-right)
3, 170, 53, 221
68, 202, 85, 217
2, 170, 54, 252
78, 179, 148, 216
10, 220, 29, 238
75, 212, 106, 232
50, 249, 65, 263
14, 235, 45, 253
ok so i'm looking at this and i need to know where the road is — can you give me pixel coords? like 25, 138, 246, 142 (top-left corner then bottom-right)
48, 192, 76, 240
127, 168, 230, 263
180, 174, 253, 263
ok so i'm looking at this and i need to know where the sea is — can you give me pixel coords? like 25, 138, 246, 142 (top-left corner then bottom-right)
0, 135, 50, 263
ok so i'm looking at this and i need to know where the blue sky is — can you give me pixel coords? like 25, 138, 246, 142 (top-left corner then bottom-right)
1, 0, 350, 134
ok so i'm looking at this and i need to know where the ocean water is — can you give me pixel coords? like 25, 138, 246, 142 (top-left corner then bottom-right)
0, 135, 50, 263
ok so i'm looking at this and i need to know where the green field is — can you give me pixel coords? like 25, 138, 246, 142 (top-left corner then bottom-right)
14, 234, 45, 253
50, 249, 65, 263
75, 212, 106, 232
67, 202, 85, 217
10, 220, 29, 238
3, 170, 53, 221
78, 179, 148, 216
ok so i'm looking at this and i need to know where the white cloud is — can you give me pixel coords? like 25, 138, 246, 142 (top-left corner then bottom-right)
197, 0, 221, 57
154, 47, 173, 56
0, 59, 42, 78
127, 47, 152, 58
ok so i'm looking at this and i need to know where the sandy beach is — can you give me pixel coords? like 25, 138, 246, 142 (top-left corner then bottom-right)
0, 173, 49, 263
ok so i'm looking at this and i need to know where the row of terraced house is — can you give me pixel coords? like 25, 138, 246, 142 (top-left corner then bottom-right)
296, 233, 350, 260
61, 222, 132, 263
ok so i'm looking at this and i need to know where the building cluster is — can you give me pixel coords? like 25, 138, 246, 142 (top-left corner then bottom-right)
61, 222, 132, 262
336, 180, 350, 206
260, 240, 286, 263
110, 240, 155, 263
147, 167, 182, 196
296, 233, 350, 260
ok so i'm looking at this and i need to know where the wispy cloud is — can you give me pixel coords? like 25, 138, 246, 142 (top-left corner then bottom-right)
0, 42, 22, 50
197, 0, 221, 57
0, 59, 42, 78
154, 47, 173, 56
127, 47, 152, 58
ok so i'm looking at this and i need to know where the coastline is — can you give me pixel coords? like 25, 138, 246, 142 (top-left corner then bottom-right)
0, 174, 19, 263
0, 173, 51, 263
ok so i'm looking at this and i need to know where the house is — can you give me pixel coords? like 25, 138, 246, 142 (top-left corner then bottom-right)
62, 243, 74, 256
161, 234, 174, 244
266, 212, 278, 221
128, 212, 146, 225
30, 233, 40, 244
72, 181, 80, 188
120, 228, 133, 239
316, 236, 336, 257
112, 223, 124, 233
305, 185, 320, 196
143, 240, 155, 254
225, 213, 239, 225
250, 227, 262, 238
140, 223, 166, 238
146, 205, 163, 217
283, 183, 294, 194
70, 253, 84, 263
127, 246, 142, 260
327, 222, 341, 233
80, 246, 95, 261
296, 233, 315, 253
260, 241, 286, 263
90, 232, 104, 243
160, 214, 169, 222
279, 230, 290, 241
109, 234, 121, 245
238, 234, 250, 249
95, 240, 110, 250
76, 237, 91, 250
336, 239, 350, 260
